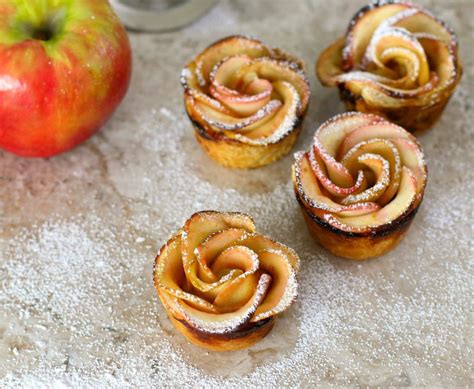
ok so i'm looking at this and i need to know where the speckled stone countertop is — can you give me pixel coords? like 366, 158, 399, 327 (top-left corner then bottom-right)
0, 0, 472, 387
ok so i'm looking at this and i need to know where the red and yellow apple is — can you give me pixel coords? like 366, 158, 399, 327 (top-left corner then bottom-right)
0, 0, 132, 157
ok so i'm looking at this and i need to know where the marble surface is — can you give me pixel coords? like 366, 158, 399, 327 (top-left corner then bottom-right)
0, 0, 473, 387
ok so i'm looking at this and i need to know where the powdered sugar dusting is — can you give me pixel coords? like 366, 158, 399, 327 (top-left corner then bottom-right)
341, 153, 390, 204
181, 36, 309, 146
252, 249, 298, 322
232, 82, 300, 145
335, 1, 460, 104
1, 205, 471, 386
294, 113, 426, 231
0, 0, 471, 386
193, 99, 282, 132
176, 273, 271, 334
155, 210, 298, 334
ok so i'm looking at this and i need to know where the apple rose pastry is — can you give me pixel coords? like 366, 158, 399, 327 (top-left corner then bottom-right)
154, 211, 299, 351
292, 112, 427, 260
316, 1, 462, 132
181, 35, 310, 168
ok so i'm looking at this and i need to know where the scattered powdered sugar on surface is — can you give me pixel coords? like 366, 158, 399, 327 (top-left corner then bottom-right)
0, 0, 472, 387
1, 205, 472, 387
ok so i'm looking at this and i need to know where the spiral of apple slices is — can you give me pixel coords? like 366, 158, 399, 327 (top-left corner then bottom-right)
317, 1, 462, 131
154, 211, 298, 349
182, 35, 310, 147
293, 112, 427, 235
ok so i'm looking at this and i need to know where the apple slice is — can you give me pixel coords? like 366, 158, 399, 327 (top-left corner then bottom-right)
390, 138, 427, 192
244, 78, 273, 95
154, 234, 218, 314
213, 271, 260, 313
341, 154, 390, 205
308, 146, 366, 197
341, 138, 401, 205
364, 24, 430, 86
184, 89, 232, 117
193, 36, 272, 85
337, 58, 418, 91
377, 47, 421, 89
312, 140, 355, 189
209, 55, 252, 90
233, 58, 310, 115
175, 274, 271, 334
331, 166, 417, 231
211, 246, 259, 276
251, 249, 297, 322
237, 233, 300, 271
181, 211, 256, 292
369, 29, 430, 85
315, 112, 383, 155
293, 152, 379, 217
183, 63, 232, 113
394, 9, 457, 50
181, 62, 203, 91
359, 73, 441, 108
229, 81, 299, 141
330, 42, 426, 94
195, 228, 249, 282
337, 69, 439, 110
192, 98, 282, 132
313, 112, 383, 187
209, 85, 272, 117
209, 56, 273, 116
337, 122, 413, 159
158, 290, 186, 320
316, 37, 346, 87
417, 36, 459, 98
342, 2, 410, 69
210, 245, 260, 311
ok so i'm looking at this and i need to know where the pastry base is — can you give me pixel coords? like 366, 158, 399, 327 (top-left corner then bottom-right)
194, 125, 301, 169
339, 88, 454, 133
168, 314, 275, 351
299, 202, 418, 260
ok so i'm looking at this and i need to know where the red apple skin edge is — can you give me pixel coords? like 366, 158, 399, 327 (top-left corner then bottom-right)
0, 0, 132, 157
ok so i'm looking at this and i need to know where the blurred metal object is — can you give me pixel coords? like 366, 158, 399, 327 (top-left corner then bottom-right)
110, 0, 218, 32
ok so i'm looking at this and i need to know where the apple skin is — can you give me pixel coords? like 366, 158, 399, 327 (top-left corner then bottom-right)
0, 0, 132, 157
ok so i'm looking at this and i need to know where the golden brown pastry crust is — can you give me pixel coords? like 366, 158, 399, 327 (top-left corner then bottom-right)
316, 1, 462, 133
298, 198, 418, 260
292, 112, 427, 260
182, 35, 310, 168
154, 211, 299, 351
167, 314, 275, 352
